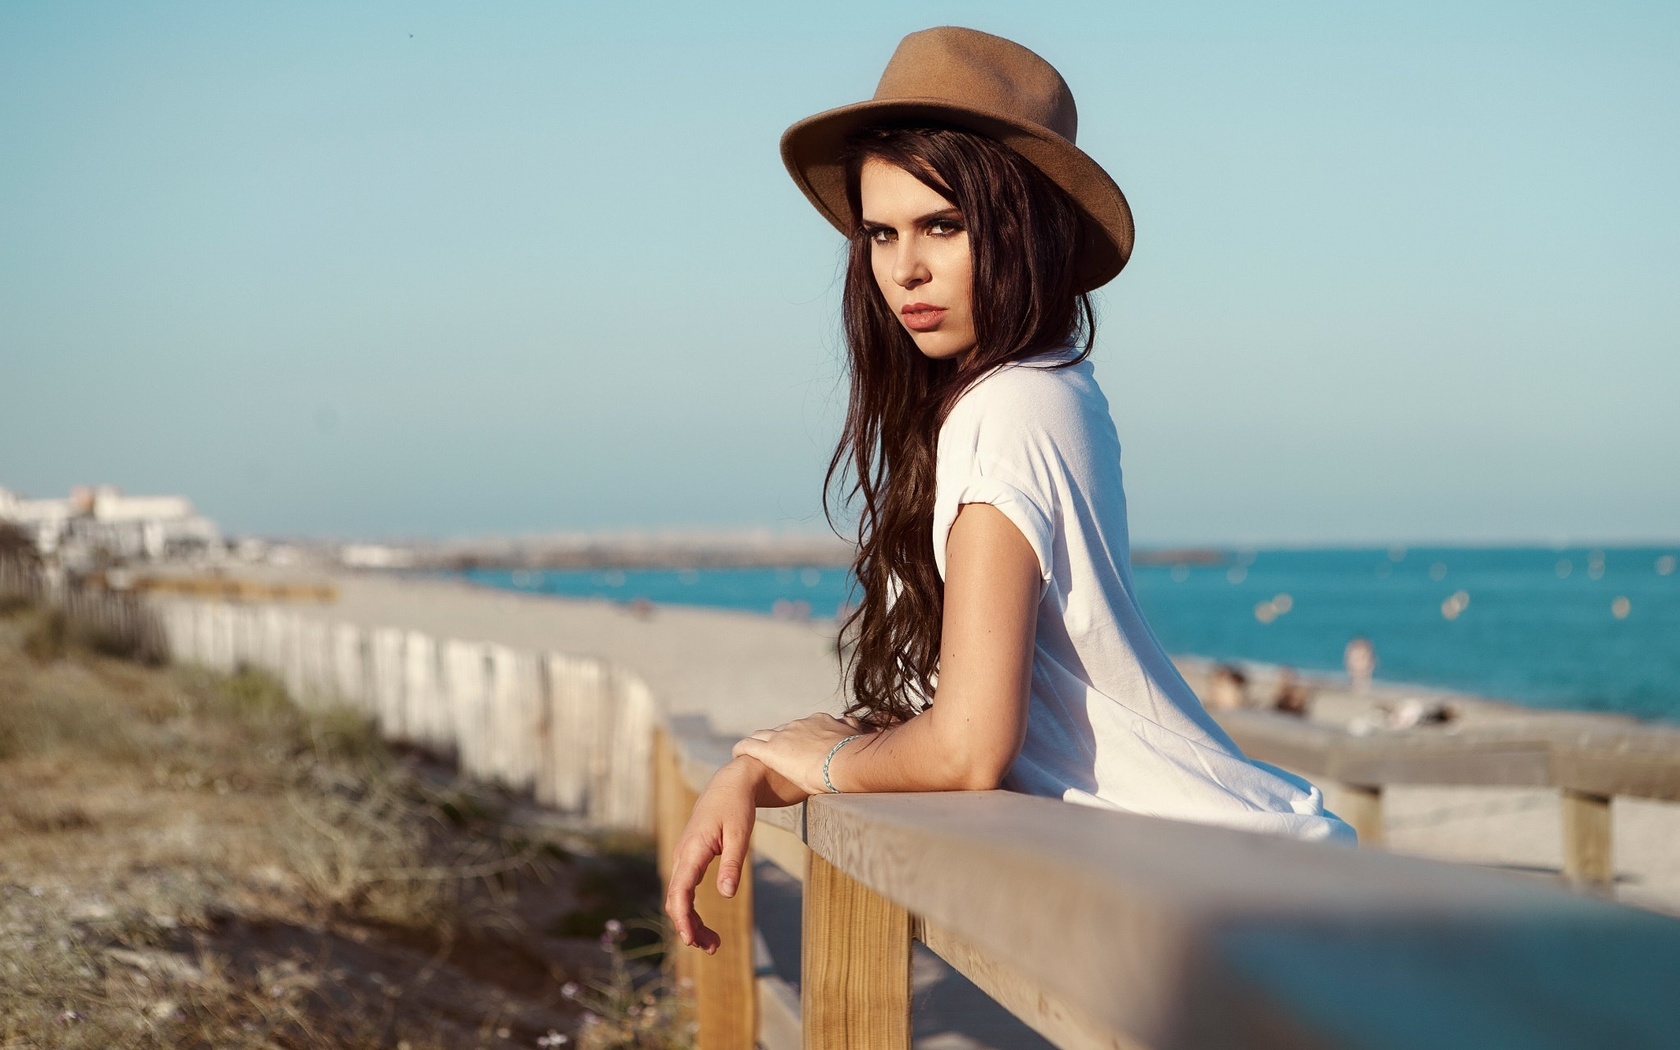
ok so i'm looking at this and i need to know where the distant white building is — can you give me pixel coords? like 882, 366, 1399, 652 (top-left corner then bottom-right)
0, 484, 221, 562
0, 487, 75, 554
340, 543, 417, 569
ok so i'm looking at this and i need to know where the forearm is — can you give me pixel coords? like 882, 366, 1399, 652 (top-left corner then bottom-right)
833, 702, 1017, 793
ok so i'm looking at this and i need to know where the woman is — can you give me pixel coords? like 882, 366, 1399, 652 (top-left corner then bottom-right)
666, 26, 1352, 954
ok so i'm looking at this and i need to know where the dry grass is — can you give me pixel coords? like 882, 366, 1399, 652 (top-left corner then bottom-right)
0, 601, 685, 1049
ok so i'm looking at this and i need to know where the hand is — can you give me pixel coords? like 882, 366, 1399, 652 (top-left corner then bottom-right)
732, 713, 864, 796
664, 760, 759, 954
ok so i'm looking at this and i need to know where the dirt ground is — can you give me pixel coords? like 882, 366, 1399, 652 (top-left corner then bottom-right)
0, 601, 682, 1049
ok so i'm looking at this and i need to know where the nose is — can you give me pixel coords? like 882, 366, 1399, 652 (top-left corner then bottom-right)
891, 237, 930, 291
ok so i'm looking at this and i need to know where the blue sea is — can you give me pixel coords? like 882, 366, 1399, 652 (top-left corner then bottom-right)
459, 545, 1680, 723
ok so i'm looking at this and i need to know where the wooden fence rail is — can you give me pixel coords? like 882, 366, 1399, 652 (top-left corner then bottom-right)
1208, 707, 1680, 887
657, 717, 1680, 1050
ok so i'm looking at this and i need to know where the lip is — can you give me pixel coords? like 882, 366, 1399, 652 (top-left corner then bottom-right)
900, 302, 947, 332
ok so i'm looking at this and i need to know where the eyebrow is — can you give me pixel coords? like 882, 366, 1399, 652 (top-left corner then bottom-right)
859, 207, 963, 229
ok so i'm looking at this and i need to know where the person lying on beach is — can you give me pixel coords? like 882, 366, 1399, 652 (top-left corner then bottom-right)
666, 27, 1354, 954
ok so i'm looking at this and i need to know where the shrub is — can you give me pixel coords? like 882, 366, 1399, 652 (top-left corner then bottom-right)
20, 608, 68, 663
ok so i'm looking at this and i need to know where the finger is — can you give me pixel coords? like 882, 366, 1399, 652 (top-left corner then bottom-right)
663, 871, 696, 947
692, 913, 721, 954
680, 886, 720, 954
732, 737, 766, 765
717, 822, 750, 899
733, 730, 775, 760
664, 839, 715, 949
684, 848, 724, 952
671, 897, 719, 954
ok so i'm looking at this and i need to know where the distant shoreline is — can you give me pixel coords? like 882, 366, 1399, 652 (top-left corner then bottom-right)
444, 560, 1675, 730
447, 568, 1664, 733
394, 544, 1235, 572
327, 538, 1678, 573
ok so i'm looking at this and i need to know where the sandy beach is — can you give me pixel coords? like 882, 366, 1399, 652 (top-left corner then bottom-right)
272, 568, 1680, 917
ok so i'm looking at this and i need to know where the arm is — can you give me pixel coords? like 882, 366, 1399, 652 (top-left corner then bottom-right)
736, 501, 1041, 794
667, 502, 1039, 951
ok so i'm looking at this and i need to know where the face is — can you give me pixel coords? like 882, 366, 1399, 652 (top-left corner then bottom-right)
859, 158, 976, 363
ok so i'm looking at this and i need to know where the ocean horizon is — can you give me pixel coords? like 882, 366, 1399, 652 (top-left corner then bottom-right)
456, 543, 1680, 725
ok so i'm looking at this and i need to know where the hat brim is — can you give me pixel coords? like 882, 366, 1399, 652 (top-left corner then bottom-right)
780, 98, 1134, 292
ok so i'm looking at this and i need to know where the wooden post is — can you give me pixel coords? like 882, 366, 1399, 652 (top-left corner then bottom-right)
652, 727, 698, 999
692, 848, 756, 1049
802, 850, 911, 1050
655, 726, 757, 1050
1561, 789, 1613, 888
653, 727, 682, 883
1342, 783, 1384, 847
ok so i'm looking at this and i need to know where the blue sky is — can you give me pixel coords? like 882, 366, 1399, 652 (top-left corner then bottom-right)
2, 1, 1675, 546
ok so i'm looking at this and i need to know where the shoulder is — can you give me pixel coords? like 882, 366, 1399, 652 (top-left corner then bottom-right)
944, 354, 1104, 441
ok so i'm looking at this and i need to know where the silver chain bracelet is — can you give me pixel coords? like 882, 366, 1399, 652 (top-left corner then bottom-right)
822, 734, 863, 794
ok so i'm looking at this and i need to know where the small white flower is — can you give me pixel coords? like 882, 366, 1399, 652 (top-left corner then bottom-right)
560, 981, 580, 999
603, 919, 624, 936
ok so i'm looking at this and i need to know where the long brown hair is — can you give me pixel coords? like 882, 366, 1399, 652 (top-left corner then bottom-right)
828, 125, 1096, 727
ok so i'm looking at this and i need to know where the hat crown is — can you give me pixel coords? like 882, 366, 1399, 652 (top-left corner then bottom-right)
873, 27, 1078, 145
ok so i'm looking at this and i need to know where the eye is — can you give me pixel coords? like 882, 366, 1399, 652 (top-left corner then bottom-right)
927, 218, 963, 237
865, 226, 896, 244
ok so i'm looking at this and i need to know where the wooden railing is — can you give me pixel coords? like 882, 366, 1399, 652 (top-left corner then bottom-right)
656, 715, 1680, 1050
82, 580, 1680, 1046
1208, 707, 1680, 887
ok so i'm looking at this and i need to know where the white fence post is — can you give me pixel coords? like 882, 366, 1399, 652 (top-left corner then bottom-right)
541, 653, 594, 813
487, 645, 542, 793
370, 627, 407, 741
607, 671, 656, 830
330, 623, 366, 710
212, 603, 237, 672
295, 619, 332, 708
445, 639, 491, 779
403, 630, 448, 749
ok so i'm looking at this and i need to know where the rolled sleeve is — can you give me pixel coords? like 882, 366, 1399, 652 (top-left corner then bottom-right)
932, 472, 1055, 585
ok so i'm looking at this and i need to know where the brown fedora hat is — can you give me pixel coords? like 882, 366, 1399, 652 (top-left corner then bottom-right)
780, 26, 1134, 291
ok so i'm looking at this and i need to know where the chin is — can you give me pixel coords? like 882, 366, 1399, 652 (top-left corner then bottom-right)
910, 332, 976, 362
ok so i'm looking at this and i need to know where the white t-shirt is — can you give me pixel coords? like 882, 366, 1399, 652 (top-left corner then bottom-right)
932, 350, 1355, 844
